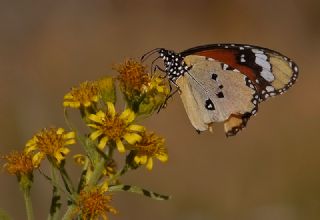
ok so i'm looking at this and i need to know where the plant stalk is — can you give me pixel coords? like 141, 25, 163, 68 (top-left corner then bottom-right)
23, 187, 34, 220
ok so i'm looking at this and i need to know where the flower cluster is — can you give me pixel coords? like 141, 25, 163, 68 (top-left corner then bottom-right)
1, 59, 170, 220
115, 59, 170, 115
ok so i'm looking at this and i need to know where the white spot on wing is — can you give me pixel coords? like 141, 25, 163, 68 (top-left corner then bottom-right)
266, 86, 275, 92
251, 49, 264, 54
240, 54, 246, 62
261, 70, 275, 82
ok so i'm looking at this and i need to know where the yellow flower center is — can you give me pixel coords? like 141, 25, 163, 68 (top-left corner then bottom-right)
101, 114, 126, 140
35, 128, 66, 155
77, 188, 117, 219
2, 151, 35, 176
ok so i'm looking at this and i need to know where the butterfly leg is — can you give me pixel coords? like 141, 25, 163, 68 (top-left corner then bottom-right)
157, 83, 181, 113
153, 65, 167, 78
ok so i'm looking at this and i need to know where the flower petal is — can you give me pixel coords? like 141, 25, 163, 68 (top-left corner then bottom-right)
88, 112, 105, 124
59, 147, 70, 155
87, 124, 100, 129
157, 154, 168, 162
156, 86, 164, 93
84, 101, 91, 107
54, 152, 65, 164
32, 152, 44, 167
64, 139, 76, 146
123, 133, 141, 145
56, 128, 65, 135
140, 155, 147, 164
90, 130, 103, 140
64, 101, 81, 108
64, 131, 76, 139
25, 144, 37, 154
146, 158, 153, 170
96, 111, 106, 118
116, 139, 125, 153
26, 137, 37, 147
63, 93, 74, 99
107, 102, 116, 118
92, 95, 99, 102
119, 109, 135, 123
98, 136, 109, 150
134, 155, 141, 164
101, 181, 109, 192
128, 124, 145, 132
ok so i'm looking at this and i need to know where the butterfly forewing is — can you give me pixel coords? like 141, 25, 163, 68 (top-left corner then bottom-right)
181, 44, 298, 101
176, 55, 259, 135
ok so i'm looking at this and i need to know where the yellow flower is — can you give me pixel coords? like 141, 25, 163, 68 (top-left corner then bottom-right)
25, 128, 76, 165
63, 81, 100, 108
75, 186, 117, 220
147, 76, 170, 94
115, 59, 150, 94
132, 132, 168, 170
88, 102, 145, 153
138, 76, 170, 115
114, 59, 170, 114
1, 150, 38, 177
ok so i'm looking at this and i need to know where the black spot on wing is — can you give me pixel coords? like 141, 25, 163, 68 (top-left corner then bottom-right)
211, 73, 218, 81
216, 91, 224, 98
205, 98, 215, 110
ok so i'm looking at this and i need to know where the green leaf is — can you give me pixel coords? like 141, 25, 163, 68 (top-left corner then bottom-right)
109, 184, 171, 201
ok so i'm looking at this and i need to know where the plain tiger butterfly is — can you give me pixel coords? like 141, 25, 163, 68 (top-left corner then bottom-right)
142, 44, 299, 137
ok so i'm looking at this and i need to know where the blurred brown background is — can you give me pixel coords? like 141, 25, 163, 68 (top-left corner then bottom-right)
0, 0, 319, 219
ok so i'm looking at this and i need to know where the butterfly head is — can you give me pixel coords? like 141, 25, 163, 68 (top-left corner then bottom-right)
159, 49, 189, 82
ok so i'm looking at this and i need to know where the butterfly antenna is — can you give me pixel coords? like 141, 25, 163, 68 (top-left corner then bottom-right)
141, 48, 161, 62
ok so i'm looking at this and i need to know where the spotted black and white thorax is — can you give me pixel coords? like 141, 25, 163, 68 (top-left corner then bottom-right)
159, 49, 190, 82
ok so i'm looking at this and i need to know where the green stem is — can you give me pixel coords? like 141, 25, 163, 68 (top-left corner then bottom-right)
61, 205, 77, 220
23, 187, 34, 220
48, 165, 61, 220
60, 166, 75, 194
108, 164, 131, 185
87, 158, 105, 187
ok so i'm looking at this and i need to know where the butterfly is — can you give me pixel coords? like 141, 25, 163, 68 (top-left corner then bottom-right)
142, 44, 299, 137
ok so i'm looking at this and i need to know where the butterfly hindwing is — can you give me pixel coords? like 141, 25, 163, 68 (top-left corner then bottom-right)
176, 55, 259, 136
181, 44, 298, 101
